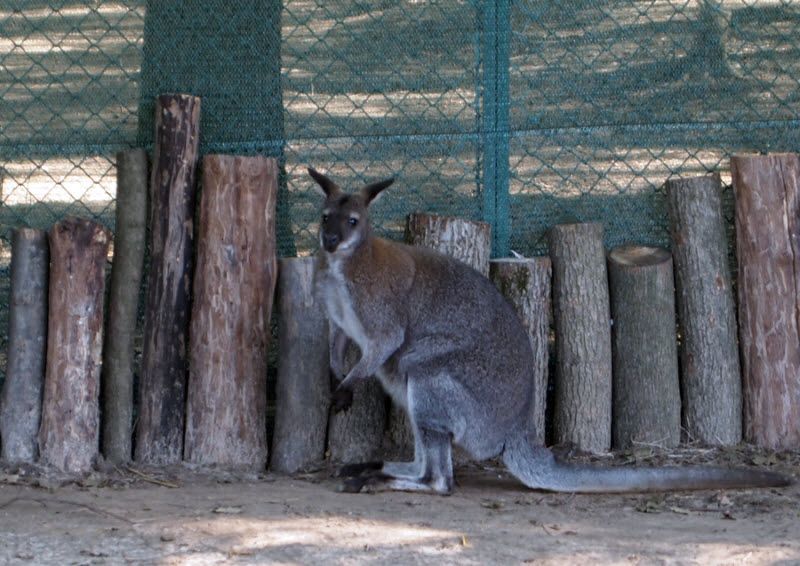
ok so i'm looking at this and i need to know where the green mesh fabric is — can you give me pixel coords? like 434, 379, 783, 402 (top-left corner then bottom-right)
2, 0, 800, 273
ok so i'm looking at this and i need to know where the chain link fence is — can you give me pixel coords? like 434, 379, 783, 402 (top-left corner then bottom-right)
2, 0, 800, 368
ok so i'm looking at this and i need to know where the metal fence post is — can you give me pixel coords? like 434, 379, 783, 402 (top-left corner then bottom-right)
480, 0, 511, 257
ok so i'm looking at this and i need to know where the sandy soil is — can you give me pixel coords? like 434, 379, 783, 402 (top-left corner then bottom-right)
0, 449, 798, 565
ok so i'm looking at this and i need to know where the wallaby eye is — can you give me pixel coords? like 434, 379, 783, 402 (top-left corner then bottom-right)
348, 217, 359, 227
321, 214, 329, 224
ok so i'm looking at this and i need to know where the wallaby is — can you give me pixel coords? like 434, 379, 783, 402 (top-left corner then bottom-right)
310, 167, 792, 495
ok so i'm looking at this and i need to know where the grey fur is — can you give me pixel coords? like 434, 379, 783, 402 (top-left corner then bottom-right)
310, 168, 791, 494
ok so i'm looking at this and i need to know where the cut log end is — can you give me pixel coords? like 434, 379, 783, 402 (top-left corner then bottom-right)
608, 246, 670, 268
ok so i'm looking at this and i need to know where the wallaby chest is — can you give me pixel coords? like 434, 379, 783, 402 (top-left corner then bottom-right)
319, 256, 370, 351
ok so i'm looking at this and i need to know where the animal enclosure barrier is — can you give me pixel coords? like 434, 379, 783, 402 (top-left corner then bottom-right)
2, 2, 800, 463
2, 2, 800, 345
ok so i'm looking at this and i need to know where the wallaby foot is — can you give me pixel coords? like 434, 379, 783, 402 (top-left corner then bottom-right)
339, 471, 453, 495
334, 461, 383, 478
337, 428, 454, 495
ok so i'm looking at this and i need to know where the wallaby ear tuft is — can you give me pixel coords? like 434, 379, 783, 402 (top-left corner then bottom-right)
361, 177, 395, 206
308, 167, 341, 198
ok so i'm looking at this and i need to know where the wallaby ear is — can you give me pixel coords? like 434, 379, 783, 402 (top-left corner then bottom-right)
361, 177, 395, 206
308, 167, 341, 198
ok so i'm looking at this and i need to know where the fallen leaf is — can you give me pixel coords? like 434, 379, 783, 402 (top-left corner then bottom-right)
480, 499, 504, 510
213, 506, 243, 515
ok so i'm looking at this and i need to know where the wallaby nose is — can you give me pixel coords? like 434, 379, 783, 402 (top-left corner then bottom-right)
323, 233, 339, 252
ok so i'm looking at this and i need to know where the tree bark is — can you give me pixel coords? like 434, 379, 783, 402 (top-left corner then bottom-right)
328, 375, 387, 464
101, 149, 148, 464
732, 154, 800, 449
405, 212, 492, 276
0, 228, 49, 463
136, 93, 200, 464
666, 173, 742, 445
549, 223, 612, 453
184, 155, 278, 469
271, 257, 330, 473
38, 218, 111, 472
607, 246, 681, 450
382, 212, 493, 460
489, 257, 551, 446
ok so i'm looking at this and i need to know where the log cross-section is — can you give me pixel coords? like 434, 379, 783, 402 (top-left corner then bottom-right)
549, 222, 612, 453
732, 153, 800, 449
102, 148, 148, 464
0, 228, 49, 463
184, 155, 278, 469
666, 173, 742, 446
38, 218, 111, 473
271, 257, 331, 473
607, 246, 681, 450
136, 93, 200, 464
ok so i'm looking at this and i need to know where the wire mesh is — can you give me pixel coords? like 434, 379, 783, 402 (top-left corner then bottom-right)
2, 1, 800, 372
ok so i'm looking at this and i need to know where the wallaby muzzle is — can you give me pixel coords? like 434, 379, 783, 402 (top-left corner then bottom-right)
322, 233, 340, 253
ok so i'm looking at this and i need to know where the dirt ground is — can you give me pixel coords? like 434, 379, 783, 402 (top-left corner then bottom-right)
0, 447, 798, 565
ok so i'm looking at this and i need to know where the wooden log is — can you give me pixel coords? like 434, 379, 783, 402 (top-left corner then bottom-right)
271, 257, 330, 473
136, 93, 200, 464
184, 155, 278, 469
732, 154, 800, 449
607, 246, 681, 450
549, 223, 612, 453
328, 375, 387, 464
489, 257, 551, 446
101, 149, 148, 464
382, 212, 493, 460
666, 174, 742, 445
405, 212, 492, 276
38, 218, 111, 472
0, 228, 49, 463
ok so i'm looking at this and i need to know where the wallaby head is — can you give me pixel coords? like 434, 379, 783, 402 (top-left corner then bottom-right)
309, 167, 394, 254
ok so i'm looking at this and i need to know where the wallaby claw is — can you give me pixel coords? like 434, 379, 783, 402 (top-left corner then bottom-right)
331, 384, 354, 413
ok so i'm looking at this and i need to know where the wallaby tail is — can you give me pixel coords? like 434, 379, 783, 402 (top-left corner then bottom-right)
502, 431, 792, 493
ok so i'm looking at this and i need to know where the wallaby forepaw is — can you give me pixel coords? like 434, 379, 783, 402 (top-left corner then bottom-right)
331, 385, 354, 413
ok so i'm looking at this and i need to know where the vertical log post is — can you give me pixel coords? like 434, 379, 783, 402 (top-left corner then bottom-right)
489, 257, 551, 446
405, 212, 492, 276
549, 223, 612, 453
327, 351, 387, 464
607, 246, 681, 450
0, 228, 49, 463
102, 149, 148, 464
382, 212, 492, 459
184, 155, 278, 469
732, 154, 800, 449
271, 257, 330, 473
136, 93, 200, 464
39, 218, 111, 472
666, 174, 742, 445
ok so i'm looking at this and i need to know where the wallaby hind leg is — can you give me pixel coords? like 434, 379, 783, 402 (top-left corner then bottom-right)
339, 428, 454, 494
